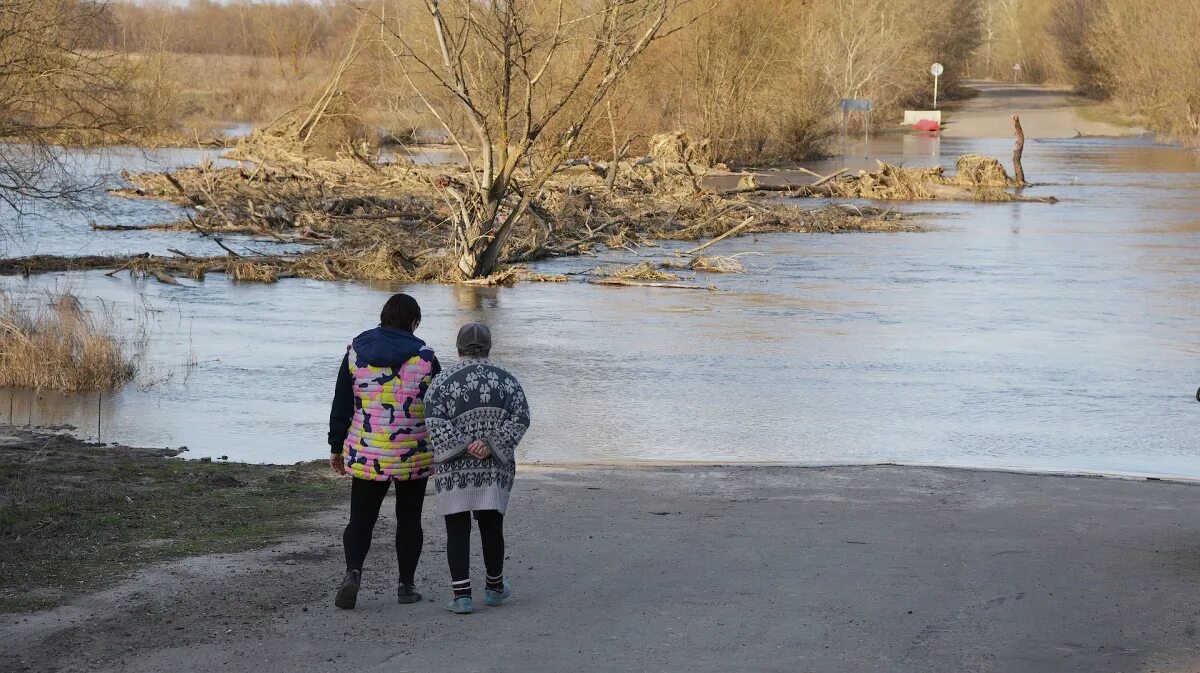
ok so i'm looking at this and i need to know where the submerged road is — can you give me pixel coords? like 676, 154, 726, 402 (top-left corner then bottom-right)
4, 466, 1200, 673
942, 80, 1147, 139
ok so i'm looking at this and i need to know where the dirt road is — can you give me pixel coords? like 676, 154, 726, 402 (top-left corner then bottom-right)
943, 80, 1147, 139
4, 465, 1200, 673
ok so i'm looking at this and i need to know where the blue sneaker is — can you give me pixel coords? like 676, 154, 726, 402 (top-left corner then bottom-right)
446, 596, 474, 614
484, 580, 513, 607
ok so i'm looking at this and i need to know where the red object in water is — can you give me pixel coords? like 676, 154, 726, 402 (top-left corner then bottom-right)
912, 119, 942, 133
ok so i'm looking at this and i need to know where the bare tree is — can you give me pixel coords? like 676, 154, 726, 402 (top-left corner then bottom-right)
0, 0, 134, 211
378, 0, 699, 279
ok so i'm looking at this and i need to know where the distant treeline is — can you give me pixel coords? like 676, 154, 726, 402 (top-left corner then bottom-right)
31, 0, 1200, 156
90, 1, 358, 75
86, 0, 983, 161
973, 0, 1200, 144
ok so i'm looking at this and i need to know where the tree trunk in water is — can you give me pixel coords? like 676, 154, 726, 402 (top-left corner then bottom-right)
457, 246, 483, 279
456, 220, 496, 279
1012, 115, 1026, 186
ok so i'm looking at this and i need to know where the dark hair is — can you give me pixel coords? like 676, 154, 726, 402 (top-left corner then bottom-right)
380, 293, 421, 331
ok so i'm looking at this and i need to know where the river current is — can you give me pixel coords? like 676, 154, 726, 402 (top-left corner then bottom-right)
1, 136, 1197, 477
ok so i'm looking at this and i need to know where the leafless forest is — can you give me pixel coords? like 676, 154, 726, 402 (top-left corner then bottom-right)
5, 0, 1197, 162
0, 0, 1194, 285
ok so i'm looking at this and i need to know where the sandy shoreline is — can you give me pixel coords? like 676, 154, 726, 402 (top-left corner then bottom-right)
4, 452, 1200, 673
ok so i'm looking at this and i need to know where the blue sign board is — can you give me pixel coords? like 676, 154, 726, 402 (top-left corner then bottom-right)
839, 98, 872, 112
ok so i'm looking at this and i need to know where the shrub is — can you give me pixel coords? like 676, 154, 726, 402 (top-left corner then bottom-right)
0, 291, 142, 392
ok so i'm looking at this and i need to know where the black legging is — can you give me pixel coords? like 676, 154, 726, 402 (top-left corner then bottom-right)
445, 510, 504, 593
342, 477, 428, 584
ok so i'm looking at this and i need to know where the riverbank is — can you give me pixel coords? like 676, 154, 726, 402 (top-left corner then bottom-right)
0, 427, 340, 613
3, 431, 1200, 672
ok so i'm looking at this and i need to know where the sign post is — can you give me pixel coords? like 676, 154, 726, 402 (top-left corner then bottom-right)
838, 98, 872, 158
931, 62, 944, 109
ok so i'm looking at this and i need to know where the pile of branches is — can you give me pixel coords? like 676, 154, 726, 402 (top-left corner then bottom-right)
43, 153, 919, 286
728, 155, 1057, 203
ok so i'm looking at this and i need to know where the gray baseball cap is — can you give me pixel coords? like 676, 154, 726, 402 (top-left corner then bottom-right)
456, 322, 492, 354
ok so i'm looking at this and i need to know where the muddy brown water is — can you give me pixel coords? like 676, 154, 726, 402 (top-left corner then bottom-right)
1, 136, 1197, 476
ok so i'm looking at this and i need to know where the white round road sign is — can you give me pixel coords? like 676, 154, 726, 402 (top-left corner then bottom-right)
931, 63, 944, 77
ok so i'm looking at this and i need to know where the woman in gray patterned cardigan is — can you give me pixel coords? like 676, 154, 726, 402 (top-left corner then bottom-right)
424, 322, 530, 614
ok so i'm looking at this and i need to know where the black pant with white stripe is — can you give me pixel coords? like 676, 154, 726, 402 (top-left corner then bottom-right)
445, 510, 504, 598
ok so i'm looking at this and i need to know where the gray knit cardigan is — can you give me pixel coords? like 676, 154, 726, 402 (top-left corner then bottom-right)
424, 358, 530, 515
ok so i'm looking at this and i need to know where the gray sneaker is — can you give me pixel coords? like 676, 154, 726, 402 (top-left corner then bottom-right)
335, 569, 361, 609
446, 596, 474, 614
484, 580, 513, 607
397, 583, 423, 604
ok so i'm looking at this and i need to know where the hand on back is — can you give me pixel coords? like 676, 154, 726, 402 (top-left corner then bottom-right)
468, 439, 491, 460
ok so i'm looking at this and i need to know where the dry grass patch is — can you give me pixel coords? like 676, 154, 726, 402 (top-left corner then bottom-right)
226, 260, 278, 283
667, 253, 748, 271
521, 271, 569, 283
0, 430, 342, 613
597, 261, 682, 282
689, 256, 744, 273
0, 291, 143, 392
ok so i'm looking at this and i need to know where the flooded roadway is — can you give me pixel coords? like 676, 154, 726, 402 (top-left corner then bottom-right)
1, 135, 1198, 476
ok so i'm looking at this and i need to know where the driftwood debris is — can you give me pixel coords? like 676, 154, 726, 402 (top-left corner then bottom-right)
720, 168, 848, 197
591, 278, 716, 291
684, 217, 755, 255
811, 167, 850, 188
68, 153, 919, 285
720, 156, 1052, 203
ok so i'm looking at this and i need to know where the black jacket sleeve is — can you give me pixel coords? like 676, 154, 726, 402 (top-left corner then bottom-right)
429, 354, 442, 382
328, 352, 354, 453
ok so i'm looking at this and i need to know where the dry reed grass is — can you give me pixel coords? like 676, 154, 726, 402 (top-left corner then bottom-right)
599, 262, 682, 282
688, 255, 748, 273
340, 243, 415, 282
226, 260, 278, 283
0, 291, 142, 392
521, 271, 569, 283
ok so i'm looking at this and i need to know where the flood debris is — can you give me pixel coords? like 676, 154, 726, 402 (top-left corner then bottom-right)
585, 261, 720, 291
6, 147, 923, 285
668, 255, 751, 274
729, 155, 1057, 203
591, 277, 717, 291
596, 261, 683, 282
520, 271, 570, 283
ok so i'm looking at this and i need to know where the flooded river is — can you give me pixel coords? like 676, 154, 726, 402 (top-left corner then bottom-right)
1, 136, 1198, 477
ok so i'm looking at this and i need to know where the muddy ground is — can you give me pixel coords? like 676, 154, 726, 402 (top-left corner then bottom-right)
0, 427, 341, 613
3, 435, 1200, 673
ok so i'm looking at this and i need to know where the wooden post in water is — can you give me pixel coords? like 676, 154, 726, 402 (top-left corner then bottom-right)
1012, 114, 1027, 186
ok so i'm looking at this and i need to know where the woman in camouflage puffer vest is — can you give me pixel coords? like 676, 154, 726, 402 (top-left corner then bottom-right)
328, 293, 441, 610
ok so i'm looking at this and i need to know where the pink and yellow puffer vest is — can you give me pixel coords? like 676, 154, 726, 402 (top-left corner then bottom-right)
342, 345, 436, 481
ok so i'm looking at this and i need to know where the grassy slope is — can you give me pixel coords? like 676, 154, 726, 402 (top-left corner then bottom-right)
0, 430, 342, 612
